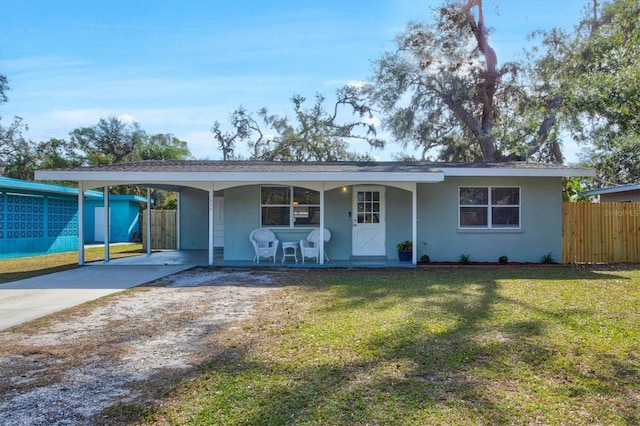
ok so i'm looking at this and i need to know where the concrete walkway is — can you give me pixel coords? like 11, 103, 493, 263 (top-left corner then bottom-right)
0, 264, 193, 331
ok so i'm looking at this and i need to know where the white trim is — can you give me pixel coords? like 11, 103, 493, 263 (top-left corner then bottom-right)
320, 186, 325, 265
176, 191, 181, 250
208, 186, 214, 265
146, 188, 152, 255
411, 183, 417, 265
103, 186, 110, 263
35, 171, 446, 183
78, 182, 85, 266
444, 167, 595, 178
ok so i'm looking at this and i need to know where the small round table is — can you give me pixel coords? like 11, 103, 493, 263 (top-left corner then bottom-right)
281, 241, 299, 263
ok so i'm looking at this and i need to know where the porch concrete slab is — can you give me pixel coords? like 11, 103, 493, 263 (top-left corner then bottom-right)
0, 264, 193, 331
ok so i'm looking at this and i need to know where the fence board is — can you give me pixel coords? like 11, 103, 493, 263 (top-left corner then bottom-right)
563, 202, 640, 263
142, 210, 177, 250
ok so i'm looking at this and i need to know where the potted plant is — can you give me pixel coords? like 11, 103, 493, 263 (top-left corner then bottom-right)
397, 240, 412, 262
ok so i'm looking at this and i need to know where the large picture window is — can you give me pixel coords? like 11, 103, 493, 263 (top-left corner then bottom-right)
261, 186, 320, 227
459, 187, 520, 228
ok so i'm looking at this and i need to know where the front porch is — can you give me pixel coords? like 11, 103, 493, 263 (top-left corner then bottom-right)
89, 249, 416, 268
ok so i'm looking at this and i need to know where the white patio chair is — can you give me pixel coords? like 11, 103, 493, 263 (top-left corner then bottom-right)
299, 228, 331, 264
249, 228, 279, 263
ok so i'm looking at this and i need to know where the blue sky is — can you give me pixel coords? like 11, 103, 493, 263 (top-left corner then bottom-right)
0, 0, 588, 162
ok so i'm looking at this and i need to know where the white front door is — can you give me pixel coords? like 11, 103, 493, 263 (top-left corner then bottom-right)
352, 186, 385, 256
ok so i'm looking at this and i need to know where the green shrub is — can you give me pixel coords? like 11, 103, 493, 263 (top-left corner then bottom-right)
540, 252, 556, 264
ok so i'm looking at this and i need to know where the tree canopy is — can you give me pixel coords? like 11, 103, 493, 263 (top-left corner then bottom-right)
530, 0, 639, 184
212, 87, 382, 161
2, 0, 637, 188
364, 0, 564, 163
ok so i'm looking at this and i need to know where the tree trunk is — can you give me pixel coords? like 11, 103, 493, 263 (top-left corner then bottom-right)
462, 0, 499, 162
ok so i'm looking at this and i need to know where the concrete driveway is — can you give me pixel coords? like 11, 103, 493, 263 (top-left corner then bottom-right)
0, 264, 193, 331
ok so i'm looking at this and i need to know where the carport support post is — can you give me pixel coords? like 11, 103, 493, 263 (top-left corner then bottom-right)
146, 187, 152, 255
104, 186, 110, 263
320, 186, 325, 265
208, 187, 214, 265
411, 183, 417, 265
78, 182, 85, 266
176, 191, 181, 250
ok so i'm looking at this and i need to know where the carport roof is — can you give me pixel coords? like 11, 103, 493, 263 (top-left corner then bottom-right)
0, 176, 103, 197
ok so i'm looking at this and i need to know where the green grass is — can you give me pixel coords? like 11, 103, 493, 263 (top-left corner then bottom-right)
141, 266, 640, 425
0, 243, 144, 284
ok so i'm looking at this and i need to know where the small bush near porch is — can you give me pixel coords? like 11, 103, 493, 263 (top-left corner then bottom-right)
140, 266, 639, 425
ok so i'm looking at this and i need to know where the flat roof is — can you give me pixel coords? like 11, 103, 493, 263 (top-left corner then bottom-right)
0, 176, 102, 197
580, 183, 640, 196
1, 177, 146, 202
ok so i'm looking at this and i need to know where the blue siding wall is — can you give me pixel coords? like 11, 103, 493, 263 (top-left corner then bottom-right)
0, 192, 78, 259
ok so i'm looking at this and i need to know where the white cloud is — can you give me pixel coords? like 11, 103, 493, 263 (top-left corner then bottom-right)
118, 114, 137, 124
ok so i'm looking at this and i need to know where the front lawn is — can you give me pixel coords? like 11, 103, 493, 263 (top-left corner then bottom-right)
138, 266, 640, 425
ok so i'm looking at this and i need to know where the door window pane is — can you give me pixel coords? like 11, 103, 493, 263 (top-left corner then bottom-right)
357, 191, 381, 224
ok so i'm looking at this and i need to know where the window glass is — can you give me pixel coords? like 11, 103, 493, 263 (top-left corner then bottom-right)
261, 186, 320, 227
261, 186, 289, 205
460, 187, 488, 205
294, 206, 320, 225
492, 207, 520, 227
356, 190, 381, 224
293, 188, 320, 205
261, 206, 289, 226
460, 187, 520, 228
460, 207, 489, 226
492, 187, 519, 205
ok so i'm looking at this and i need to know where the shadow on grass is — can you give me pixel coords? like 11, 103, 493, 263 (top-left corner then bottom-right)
0, 265, 78, 285
102, 266, 639, 425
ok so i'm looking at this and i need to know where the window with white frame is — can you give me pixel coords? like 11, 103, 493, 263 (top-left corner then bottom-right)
459, 187, 520, 228
261, 186, 320, 227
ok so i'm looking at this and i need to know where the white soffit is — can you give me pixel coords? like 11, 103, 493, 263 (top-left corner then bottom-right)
35, 170, 446, 183
443, 167, 596, 177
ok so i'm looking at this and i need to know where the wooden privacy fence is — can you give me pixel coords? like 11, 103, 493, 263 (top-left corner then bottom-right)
142, 209, 177, 250
563, 202, 640, 263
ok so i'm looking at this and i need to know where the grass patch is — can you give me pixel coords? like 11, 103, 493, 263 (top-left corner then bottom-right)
142, 266, 640, 425
0, 243, 143, 284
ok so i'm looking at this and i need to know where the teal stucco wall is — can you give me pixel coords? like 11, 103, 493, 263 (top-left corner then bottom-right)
416, 177, 563, 263
0, 191, 78, 259
175, 178, 564, 264
84, 196, 142, 243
